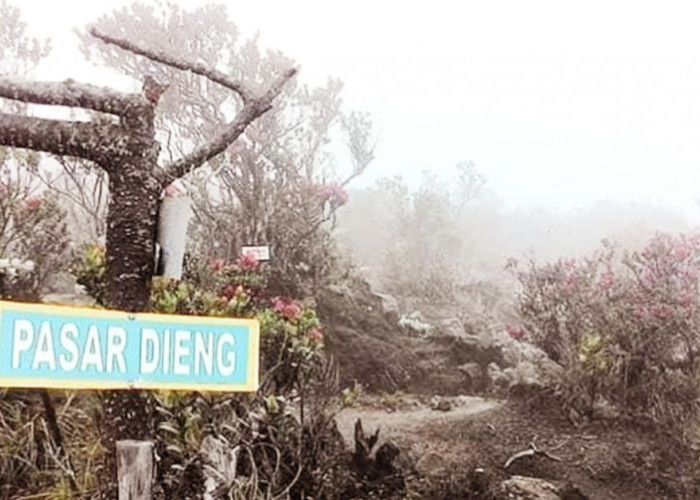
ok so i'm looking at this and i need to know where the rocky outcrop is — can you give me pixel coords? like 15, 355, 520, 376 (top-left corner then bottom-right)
498, 476, 588, 500
316, 280, 426, 392
316, 279, 563, 396
498, 475, 562, 499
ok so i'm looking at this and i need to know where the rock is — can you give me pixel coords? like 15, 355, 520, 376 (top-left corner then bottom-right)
429, 396, 453, 411
438, 316, 466, 338
42, 292, 95, 306
399, 311, 433, 337
498, 475, 562, 499
461, 333, 491, 350
439, 334, 503, 367
375, 292, 400, 316
458, 362, 484, 391
505, 361, 539, 386
458, 361, 482, 378
316, 279, 426, 392
200, 435, 238, 500
487, 362, 510, 391
500, 339, 548, 367
501, 359, 563, 391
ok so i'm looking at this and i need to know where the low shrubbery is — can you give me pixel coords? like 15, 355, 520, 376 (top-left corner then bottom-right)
71, 247, 354, 497
5, 237, 390, 498
510, 233, 700, 432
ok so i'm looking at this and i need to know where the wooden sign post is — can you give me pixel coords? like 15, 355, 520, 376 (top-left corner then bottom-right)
117, 440, 154, 500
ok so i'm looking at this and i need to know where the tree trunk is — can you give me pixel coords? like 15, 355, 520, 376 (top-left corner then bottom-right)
101, 149, 161, 499
104, 164, 161, 311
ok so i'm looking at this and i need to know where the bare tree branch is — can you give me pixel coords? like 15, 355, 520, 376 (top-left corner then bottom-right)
0, 113, 125, 165
90, 28, 256, 103
0, 77, 141, 116
504, 440, 563, 469
159, 68, 297, 185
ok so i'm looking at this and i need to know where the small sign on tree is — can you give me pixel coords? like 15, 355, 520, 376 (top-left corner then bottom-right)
241, 245, 271, 262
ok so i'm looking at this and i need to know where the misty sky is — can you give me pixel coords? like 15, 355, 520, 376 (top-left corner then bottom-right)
15, 0, 700, 222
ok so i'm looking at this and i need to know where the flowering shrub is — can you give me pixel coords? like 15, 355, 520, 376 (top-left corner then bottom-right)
271, 295, 302, 320
0, 165, 70, 300
235, 252, 261, 272
511, 234, 700, 427
317, 182, 349, 206
75, 246, 325, 394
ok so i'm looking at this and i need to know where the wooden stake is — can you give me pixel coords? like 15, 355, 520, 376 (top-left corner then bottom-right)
117, 440, 154, 500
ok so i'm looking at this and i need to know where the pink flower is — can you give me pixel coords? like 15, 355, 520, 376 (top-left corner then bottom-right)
222, 284, 247, 301
505, 324, 526, 341
672, 243, 692, 261
652, 304, 673, 321
222, 283, 236, 300
308, 327, 323, 343
164, 184, 180, 198
235, 253, 260, 271
24, 196, 42, 211
209, 258, 226, 272
561, 275, 579, 296
320, 183, 348, 205
272, 296, 302, 321
599, 269, 615, 291
561, 258, 576, 271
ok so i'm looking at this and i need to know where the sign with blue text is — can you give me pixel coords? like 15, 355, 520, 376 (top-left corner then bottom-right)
0, 300, 259, 392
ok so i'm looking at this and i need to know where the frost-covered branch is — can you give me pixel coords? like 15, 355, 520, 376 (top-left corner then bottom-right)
0, 77, 141, 116
0, 113, 122, 164
90, 27, 257, 103
88, 27, 297, 185
159, 67, 297, 185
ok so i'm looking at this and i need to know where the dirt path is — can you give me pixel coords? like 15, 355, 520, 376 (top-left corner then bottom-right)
335, 395, 501, 449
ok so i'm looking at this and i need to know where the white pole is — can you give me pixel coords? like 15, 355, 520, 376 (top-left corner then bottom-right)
157, 195, 192, 279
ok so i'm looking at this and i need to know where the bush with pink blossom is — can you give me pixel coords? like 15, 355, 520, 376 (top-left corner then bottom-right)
511, 234, 700, 428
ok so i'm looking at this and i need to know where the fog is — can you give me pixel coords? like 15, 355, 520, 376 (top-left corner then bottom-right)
14, 0, 700, 225
337, 171, 699, 296
8, 0, 700, 283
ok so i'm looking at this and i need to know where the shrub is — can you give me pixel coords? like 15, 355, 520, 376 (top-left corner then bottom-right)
73, 247, 352, 497
511, 233, 700, 429
72, 242, 107, 305
0, 161, 71, 300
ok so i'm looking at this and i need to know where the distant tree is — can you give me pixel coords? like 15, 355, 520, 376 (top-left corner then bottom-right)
339, 162, 485, 300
